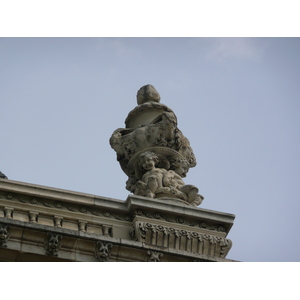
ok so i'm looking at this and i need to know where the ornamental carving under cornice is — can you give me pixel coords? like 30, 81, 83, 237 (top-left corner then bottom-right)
147, 250, 163, 262
94, 241, 113, 262
132, 221, 232, 258
44, 232, 62, 256
134, 209, 227, 233
0, 222, 10, 247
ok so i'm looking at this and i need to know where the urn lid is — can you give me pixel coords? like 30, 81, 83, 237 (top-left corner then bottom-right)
125, 84, 175, 128
136, 84, 160, 105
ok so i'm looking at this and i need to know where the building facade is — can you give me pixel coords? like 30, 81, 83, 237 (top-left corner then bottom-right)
0, 178, 235, 262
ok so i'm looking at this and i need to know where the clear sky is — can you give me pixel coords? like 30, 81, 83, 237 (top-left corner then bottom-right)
1, 37, 300, 262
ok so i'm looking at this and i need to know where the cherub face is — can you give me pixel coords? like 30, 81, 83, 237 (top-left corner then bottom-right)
142, 155, 156, 170
175, 164, 189, 177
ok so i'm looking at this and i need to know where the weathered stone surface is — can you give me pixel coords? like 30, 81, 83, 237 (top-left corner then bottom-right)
136, 84, 161, 105
94, 241, 113, 262
44, 232, 62, 256
0, 178, 236, 261
147, 250, 163, 262
110, 84, 203, 207
0, 223, 10, 247
0, 85, 237, 261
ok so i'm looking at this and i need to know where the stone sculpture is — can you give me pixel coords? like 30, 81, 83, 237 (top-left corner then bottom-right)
110, 84, 204, 207
0, 223, 10, 247
147, 250, 163, 262
94, 241, 113, 262
44, 232, 62, 256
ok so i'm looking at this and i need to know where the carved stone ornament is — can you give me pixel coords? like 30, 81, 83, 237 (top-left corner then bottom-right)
132, 221, 232, 258
54, 216, 63, 228
44, 232, 62, 256
147, 250, 163, 262
110, 85, 204, 206
29, 211, 39, 223
94, 241, 113, 262
0, 223, 10, 247
4, 207, 13, 219
2, 192, 132, 222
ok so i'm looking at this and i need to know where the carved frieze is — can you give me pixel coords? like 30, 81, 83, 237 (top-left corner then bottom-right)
132, 221, 232, 258
2, 192, 132, 223
1, 191, 231, 236
134, 209, 228, 233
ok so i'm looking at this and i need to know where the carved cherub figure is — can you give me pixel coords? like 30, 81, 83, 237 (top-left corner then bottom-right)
169, 158, 204, 206
135, 151, 169, 198
134, 151, 204, 206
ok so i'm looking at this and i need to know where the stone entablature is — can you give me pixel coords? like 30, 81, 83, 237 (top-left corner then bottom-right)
0, 178, 235, 262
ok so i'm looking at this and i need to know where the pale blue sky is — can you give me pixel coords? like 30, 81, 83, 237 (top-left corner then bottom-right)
1, 37, 300, 262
